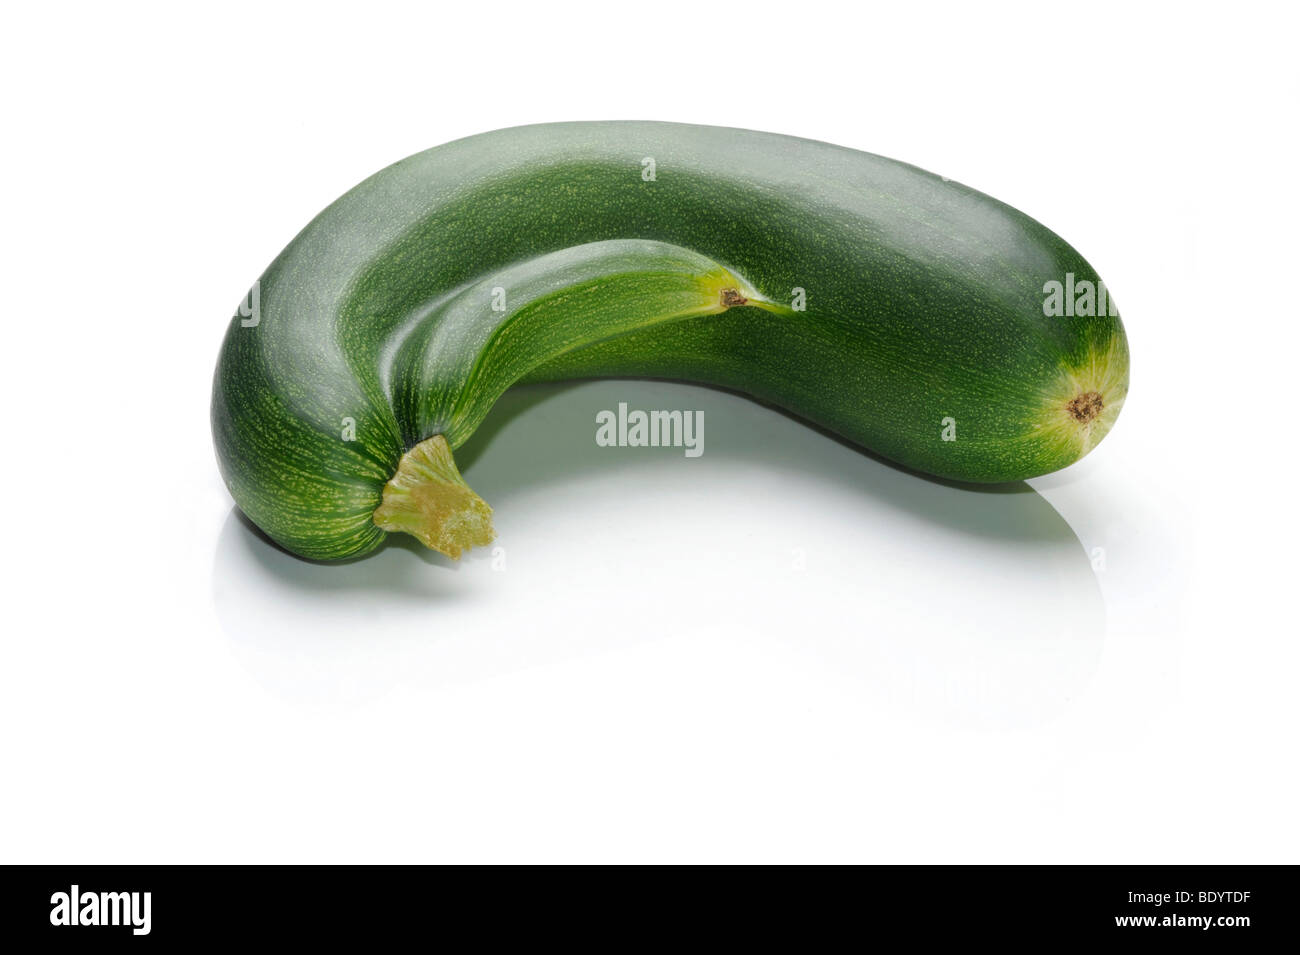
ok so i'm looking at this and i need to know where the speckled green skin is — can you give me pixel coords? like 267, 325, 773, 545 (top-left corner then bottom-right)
212, 121, 1128, 561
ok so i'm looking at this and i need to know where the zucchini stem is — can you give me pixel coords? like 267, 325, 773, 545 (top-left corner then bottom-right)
372, 434, 493, 559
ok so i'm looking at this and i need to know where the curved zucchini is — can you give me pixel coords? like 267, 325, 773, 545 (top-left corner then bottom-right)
212, 121, 1128, 562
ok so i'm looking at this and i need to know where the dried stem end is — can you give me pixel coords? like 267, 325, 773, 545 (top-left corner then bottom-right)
373, 434, 494, 559
1066, 391, 1105, 424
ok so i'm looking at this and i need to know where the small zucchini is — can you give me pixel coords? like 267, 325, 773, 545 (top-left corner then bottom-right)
212, 121, 1128, 561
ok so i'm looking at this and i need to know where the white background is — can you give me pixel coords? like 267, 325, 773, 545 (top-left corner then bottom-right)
2, 1, 1297, 863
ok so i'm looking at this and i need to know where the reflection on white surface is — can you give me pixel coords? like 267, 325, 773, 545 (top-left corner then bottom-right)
214, 380, 1105, 729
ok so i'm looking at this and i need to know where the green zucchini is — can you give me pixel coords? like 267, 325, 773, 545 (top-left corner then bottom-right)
212, 121, 1128, 562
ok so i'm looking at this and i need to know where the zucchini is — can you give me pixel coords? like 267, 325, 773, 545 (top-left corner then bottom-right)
212, 121, 1128, 562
